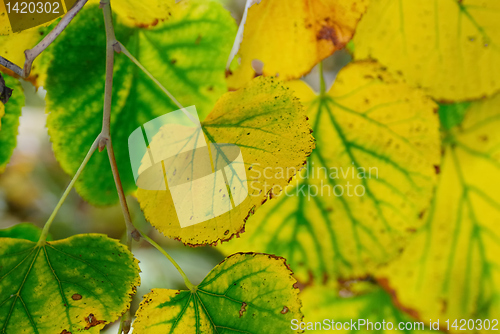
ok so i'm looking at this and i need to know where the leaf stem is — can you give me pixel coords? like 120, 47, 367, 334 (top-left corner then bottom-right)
37, 137, 99, 246
117, 43, 199, 125
0, 0, 89, 78
118, 43, 183, 110
319, 61, 326, 96
140, 232, 196, 291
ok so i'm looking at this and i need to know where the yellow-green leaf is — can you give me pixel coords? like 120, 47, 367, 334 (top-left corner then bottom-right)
353, 0, 500, 101
300, 282, 437, 333
219, 61, 440, 282
133, 253, 302, 334
227, 0, 369, 89
375, 94, 500, 329
0, 234, 141, 333
45, 1, 236, 205
0, 75, 24, 173
0, 223, 52, 242
136, 76, 314, 246
108, 0, 174, 27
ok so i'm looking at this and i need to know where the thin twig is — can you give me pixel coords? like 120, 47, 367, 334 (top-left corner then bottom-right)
0, 0, 89, 78
99, 0, 118, 149
118, 43, 201, 125
37, 137, 99, 246
101, 2, 138, 332
140, 232, 196, 291
25, 0, 89, 77
0, 58, 23, 77
106, 139, 138, 249
319, 61, 326, 96
118, 43, 183, 110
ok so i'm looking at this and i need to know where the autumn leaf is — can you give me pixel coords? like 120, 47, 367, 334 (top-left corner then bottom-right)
133, 253, 302, 334
375, 94, 500, 330
301, 282, 438, 333
0, 223, 52, 242
136, 76, 314, 246
0, 75, 23, 173
45, 1, 236, 205
227, 0, 369, 89
0, 234, 140, 333
353, 0, 500, 101
219, 61, 441, 282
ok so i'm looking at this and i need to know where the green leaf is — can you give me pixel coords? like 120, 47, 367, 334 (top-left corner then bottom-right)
219, 61, 441, 282
136, 76, 314, 246
438, 102, 471, 130
0, 75, 23, 173
376, 95, 500, 326
0, 223, 52, 242
301, 282, 438, 333
0, 234, 141, 333
353, 0, 500, 101
133, 253, 302, 334
45, 1, 236, 205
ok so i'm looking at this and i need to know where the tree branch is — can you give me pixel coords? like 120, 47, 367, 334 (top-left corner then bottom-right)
101, 2, 138, 332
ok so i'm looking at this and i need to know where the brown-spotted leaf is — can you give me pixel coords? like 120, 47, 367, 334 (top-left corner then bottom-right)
136, 76, 315, 246
227, 0, 369, 89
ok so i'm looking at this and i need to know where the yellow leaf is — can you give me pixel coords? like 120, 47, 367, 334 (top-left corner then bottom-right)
89, 0, 175, 27
0, 29, 40, 68
227, 0, 369, 89
136, 76, 314, 246
0, 20, 57, 87
219, 61, 441, 282
353, 0, 500, 101
376, 94, 500, 331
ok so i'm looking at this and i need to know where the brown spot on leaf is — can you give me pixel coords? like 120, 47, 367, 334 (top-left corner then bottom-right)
71, 294, 82, 301
239, 302, 247, 317
84, 313, 105, 330
281, 306, 289, 314
441, 299, 447, 313
316, 25, 341, 47
61, 330, 71, 334
196, 35, 202, 44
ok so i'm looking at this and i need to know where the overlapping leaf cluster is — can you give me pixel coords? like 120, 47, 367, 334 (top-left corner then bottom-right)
0, 0, 499, 333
